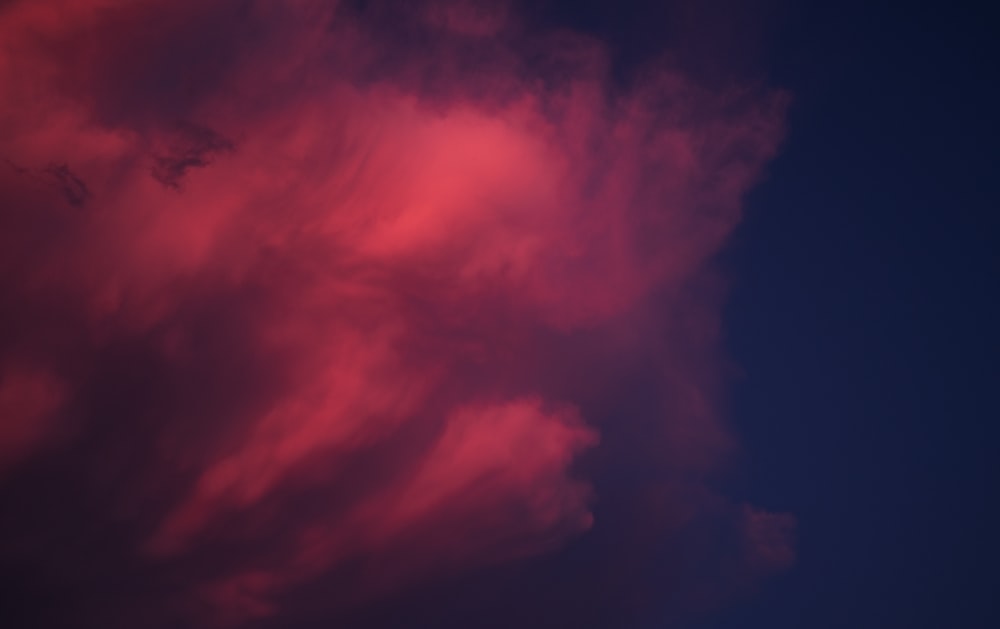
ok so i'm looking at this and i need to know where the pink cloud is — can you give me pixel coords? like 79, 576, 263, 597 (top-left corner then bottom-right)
0, 1, 794, 626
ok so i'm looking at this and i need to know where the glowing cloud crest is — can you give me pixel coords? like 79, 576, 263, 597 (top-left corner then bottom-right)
0, 1, 793, 626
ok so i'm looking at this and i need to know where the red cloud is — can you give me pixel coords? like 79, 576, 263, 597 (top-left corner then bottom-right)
0, 364, 66, 469
0, 1, 793, 626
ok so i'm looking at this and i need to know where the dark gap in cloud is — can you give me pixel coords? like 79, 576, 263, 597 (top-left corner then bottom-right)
42, 164, 90, 207
152, 123, 235, 189
3, 158, 29, 175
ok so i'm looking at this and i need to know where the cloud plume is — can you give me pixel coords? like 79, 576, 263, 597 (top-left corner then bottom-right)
0, 1, 793, 626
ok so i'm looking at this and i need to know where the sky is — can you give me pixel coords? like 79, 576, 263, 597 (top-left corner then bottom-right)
0, 1, 996, 628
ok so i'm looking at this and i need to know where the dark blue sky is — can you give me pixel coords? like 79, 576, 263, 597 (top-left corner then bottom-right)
707, 2, 998, 627
542, 0, 998, 626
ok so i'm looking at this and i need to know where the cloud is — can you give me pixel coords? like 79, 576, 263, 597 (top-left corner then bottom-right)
0, 364, 67, 469
0, 1, 793, 626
